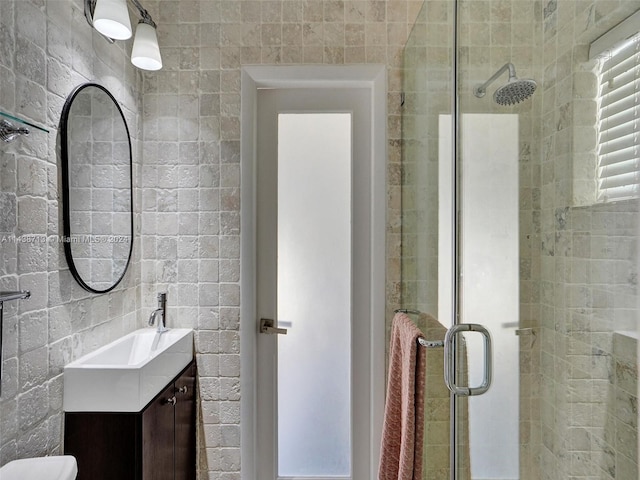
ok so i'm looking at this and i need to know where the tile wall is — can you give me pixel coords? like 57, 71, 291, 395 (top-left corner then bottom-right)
137, 0, 423, 478
538, 1, 638, 478
0, 0, 142, 465
1, 0, 425, 478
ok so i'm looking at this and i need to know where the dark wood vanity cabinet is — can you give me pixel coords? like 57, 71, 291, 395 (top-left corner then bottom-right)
64, 361, 196, 480
173, 364, 197, 480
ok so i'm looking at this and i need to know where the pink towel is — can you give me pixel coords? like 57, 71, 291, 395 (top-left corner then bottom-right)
378, 312, 426, 480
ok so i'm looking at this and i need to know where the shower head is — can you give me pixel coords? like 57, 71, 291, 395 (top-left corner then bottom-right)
493, 77, 537, 106
473, 63, 537, 106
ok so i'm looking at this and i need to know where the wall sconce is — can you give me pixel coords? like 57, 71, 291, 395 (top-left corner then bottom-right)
84, 0, 162, 71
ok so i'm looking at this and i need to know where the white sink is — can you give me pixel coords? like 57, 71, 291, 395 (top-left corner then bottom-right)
63, 328, 193, 412
0, 456, 77, 480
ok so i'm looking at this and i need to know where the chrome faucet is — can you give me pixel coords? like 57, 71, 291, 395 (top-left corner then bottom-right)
148, 292, 168, 333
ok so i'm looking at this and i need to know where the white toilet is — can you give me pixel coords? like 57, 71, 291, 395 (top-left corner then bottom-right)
0, 456, 77, 480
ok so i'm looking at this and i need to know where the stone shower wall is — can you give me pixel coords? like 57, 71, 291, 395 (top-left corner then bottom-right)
538, 1, 639, 478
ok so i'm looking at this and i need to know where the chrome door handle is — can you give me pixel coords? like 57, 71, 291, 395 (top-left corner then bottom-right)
259, 318, 288, 335
444, 323, 492, 396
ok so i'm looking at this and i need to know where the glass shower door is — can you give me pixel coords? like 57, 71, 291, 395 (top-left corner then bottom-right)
401, 1, 457, 479
453, 92, 524, 480
456, 1, 640, 479
401, 1, 535, 479
454, 2, 536, 475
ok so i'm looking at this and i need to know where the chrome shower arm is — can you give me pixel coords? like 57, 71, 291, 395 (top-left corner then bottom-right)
473, 62, 516, 98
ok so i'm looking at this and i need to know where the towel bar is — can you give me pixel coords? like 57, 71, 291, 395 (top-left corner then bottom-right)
395, 308, 421, 315
0, 291, 31, 302
394, 308, 445, 348
418, 338, 444, 348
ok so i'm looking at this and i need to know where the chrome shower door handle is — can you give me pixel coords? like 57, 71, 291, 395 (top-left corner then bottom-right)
444, 323, 492, 396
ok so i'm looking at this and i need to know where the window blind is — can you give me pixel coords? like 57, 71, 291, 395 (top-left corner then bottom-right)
596, 33, 640, 202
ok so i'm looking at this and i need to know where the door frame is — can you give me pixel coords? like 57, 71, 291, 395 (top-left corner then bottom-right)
240, 65, 387, 479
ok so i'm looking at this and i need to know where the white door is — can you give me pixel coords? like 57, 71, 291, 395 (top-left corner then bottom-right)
253, 85, 381, 480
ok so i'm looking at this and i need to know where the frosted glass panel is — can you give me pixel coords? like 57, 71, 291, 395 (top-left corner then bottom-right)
277, 113, 352, 477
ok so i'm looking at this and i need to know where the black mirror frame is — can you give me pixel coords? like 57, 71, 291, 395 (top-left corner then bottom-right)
60, 82, 134, 294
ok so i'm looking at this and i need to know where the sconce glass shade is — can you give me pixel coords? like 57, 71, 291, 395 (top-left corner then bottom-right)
131, 22, 162, 71
93, 0, 132, 40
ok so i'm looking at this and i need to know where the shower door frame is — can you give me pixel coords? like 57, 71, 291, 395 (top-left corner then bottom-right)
449, 0, 463, 477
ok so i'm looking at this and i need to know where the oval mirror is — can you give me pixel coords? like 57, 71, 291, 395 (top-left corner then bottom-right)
60, 83, 134, 294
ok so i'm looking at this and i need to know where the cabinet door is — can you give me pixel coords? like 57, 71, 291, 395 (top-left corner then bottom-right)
175, 363, 197, 480
142, 383, 176, 480
64, 413, 138, 480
